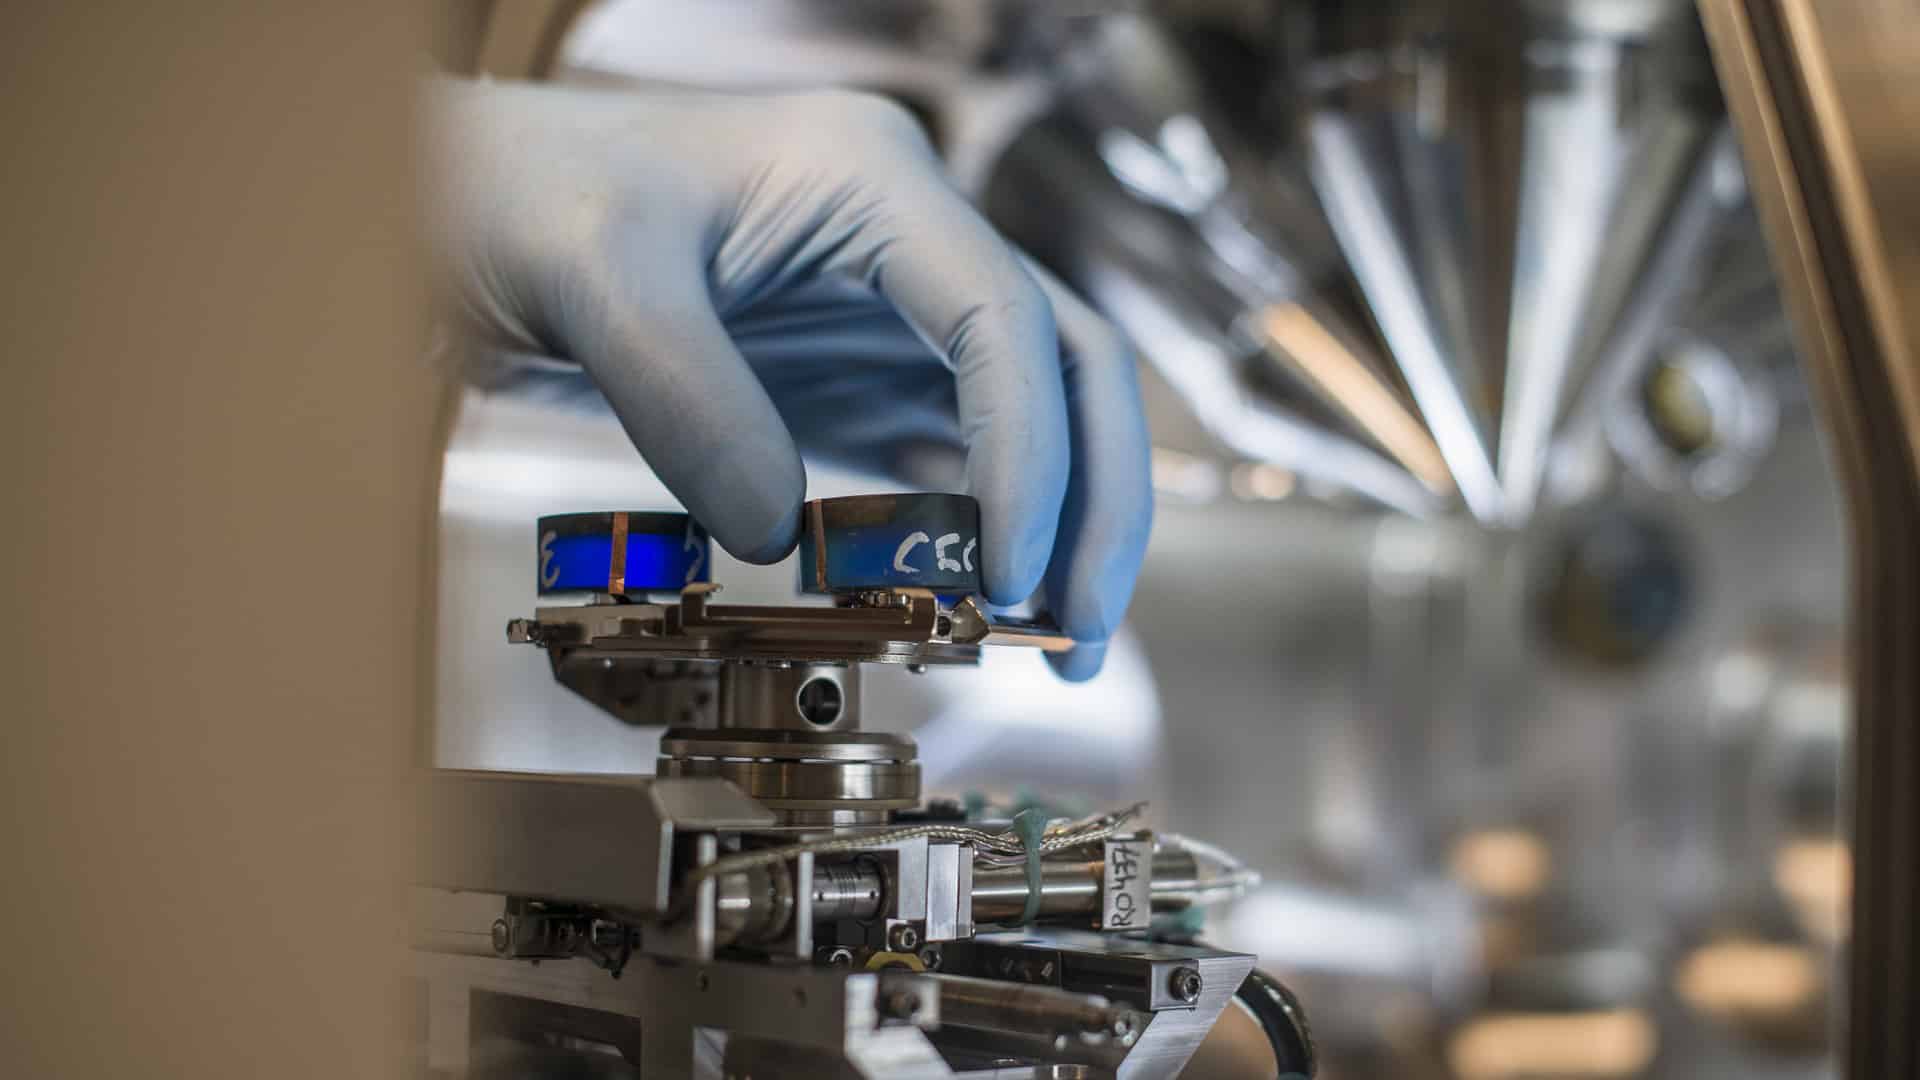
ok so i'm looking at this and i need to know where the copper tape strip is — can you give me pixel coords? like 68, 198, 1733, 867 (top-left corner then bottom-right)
607, 511, 629, 596
808, 500, 828, 592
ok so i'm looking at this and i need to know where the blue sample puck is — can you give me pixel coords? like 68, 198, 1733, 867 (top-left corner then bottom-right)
798, 493, 982, 594
536, 511, 710, 595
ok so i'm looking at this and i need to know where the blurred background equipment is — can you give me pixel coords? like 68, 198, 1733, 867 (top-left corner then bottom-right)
419, 0, 1920, 1075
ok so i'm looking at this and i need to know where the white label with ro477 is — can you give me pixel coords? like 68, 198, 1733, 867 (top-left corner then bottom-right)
1101, 836, 1152, 931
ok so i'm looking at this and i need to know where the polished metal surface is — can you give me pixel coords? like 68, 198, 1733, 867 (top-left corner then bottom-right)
511, 584, 1069, 669
659, 728, 922, 819
414, 949, 951, 1078
547, 652, 721, 728
416, 771, 772, 918
971, 850, 1201, 925
810, 860, 889, 923
1298, 1, 1725, 522
714, 861, 794, 947
1698, 2, 1920, 1074
660, 727, 918, 764
631, 846, 1224, 950
955, 931, 1258, 1079
718, 661, 862, 731
657, 756, 922, 811
888, 971, 1142, 1044
984, 17, 1450, 517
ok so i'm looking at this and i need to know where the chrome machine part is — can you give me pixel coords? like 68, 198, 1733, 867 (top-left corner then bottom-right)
1295, 0, 1728, 523
413, 947, 952, 1079
1698, 1, 1920, 1073
808, 860, 890, 925
412, 769, 1270, 1075
658, 729, 923, 823
413, 494, 1288, 1077
937, 932, 1259, 1078
717, 661, 863, 731
415, 771, 774, 921
971, 848, 1210, 924
984, 15, 1452, 518
507, 581, 1053, 667
714, 861, 795, 949
883, 970, 1145, 1044
518, 497, 1045, 822
673, 841, 1245, 944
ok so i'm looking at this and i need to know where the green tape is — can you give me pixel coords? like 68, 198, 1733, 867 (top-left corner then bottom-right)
1012, 808, 1048, 926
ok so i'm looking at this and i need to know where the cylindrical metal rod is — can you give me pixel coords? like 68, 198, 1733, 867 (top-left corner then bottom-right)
723, 848, 1223, 941
809, 861, 886, 922
970, 851, 1201, 923
883, 972, 1139, 1044
716, 860, 886, 945
714, 863, 792, 946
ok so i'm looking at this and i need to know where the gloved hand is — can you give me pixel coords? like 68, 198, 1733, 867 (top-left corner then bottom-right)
426, 80, 1151, 679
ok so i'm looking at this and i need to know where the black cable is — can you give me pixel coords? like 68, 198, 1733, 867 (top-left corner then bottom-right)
1235, 968, 1317, 1079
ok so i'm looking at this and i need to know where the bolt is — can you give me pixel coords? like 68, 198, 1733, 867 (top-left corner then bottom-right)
845, 590, 908, 610
887, 923, 921, 952
1082, 1007, 1138, 1042
490, 918, 511, 954
917, 945, 943, 971
881, 988, 924, 1020
1168, 966, 1204, 1004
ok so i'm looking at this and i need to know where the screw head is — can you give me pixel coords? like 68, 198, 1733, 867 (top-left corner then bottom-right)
490, 918, 511, 954
1169, 966, 1204, 1004
887, 923, 921, 952
883, 989, 923, 1020
917, 945, 943, 971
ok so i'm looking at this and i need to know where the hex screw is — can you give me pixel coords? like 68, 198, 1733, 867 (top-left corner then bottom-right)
1169, 966, 1204, 1004
917, 945, 943, 971
1081, 1007, 1137, 1040
490, 918, 511, 955
887, 923, 921, 952
882, 988, 924, 1020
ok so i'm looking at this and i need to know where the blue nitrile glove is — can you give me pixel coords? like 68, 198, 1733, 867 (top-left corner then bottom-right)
425, 80, 1151, 679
